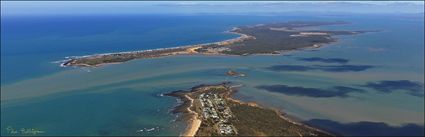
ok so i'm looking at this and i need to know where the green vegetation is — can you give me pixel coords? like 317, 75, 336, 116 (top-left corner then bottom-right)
63, 21, 366, 67
229, 101, 330, 136
167, 83, 332, 136
64, 48, 187, 66
221, 22, 363, 55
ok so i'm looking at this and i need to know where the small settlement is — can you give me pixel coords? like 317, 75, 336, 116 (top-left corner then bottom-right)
166, 83, 334, 136
198, 92, 237, 135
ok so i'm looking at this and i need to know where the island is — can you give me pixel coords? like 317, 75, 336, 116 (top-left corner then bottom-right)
226, 70, 246, 77
165, 83, 333, 136
61, 21, 371, 67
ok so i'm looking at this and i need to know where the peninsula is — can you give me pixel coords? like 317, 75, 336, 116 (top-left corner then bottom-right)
165, 83, 333, 136
62, 21, 369, 67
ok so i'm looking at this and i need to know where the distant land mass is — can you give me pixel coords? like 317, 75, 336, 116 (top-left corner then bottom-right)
165, 83, 333, 136
61, 21, 372, 67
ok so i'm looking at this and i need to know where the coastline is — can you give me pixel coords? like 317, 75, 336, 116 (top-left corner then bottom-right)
225, 87, 333, 136
181, 95, 201, 136
60, 28, 251, 67
60, 21, 368, 67
166, 83, 333, 136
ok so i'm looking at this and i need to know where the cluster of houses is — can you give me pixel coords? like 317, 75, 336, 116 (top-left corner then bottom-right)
198, 93, 237, 135
290, 32, 329, 37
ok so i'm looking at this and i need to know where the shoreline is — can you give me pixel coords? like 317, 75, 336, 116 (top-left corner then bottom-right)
181, 95, 201, 136
226, 87, 333, 135
166, 83, 333, 136
59, 21, 369, 67
60, 28, 252, 67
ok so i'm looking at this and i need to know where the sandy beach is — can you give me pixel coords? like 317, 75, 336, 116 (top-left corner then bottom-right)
181, 94, 202, 137
60, 28, 252, 67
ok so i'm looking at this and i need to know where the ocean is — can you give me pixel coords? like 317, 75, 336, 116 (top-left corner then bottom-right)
1, 14, 424, 136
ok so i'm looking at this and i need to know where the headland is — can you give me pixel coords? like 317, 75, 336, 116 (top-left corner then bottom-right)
165, 83, 333, 136
61, 21, 371, 67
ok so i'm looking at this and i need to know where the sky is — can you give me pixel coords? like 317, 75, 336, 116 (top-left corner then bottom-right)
1, 1, 424, 16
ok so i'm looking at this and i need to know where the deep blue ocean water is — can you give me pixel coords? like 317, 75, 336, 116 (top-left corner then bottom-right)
1, 14, 424, 136
1, 15, 242, 84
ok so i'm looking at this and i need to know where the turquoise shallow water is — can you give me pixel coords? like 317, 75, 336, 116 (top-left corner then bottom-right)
1, 14, 424, 136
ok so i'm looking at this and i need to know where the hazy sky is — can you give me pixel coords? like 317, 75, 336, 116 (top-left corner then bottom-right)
2, 1, 424, 16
